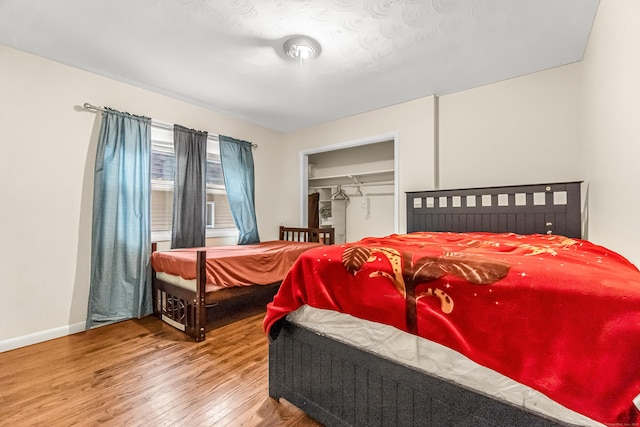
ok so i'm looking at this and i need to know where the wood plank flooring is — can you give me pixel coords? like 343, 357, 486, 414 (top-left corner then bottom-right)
0, 308, 323, 426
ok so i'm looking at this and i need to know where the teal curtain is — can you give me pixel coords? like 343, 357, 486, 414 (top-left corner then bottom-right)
171, 125, 208, 249
87, 108, 152, 328
219, 135, 260, 244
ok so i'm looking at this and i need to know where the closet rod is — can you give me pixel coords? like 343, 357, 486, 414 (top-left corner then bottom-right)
355, 192, 395, 197
310, 181, 394, 188
341, 181, 395, 188
82, 102, 258, 149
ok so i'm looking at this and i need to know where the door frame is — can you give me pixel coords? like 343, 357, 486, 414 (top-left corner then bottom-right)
299, 132, 399, 234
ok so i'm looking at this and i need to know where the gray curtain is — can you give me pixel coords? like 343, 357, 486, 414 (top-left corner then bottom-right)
171, 125, 208, 248
219, 135, 260, 244
87, 108, 152, 328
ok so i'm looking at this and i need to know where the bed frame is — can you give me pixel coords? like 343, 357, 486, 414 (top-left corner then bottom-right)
269, 182, 585, 427
152, 226, 335, 342
406, 181, 582, 238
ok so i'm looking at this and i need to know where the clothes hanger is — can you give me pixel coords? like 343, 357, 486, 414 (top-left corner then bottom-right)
332, 185, 349, 201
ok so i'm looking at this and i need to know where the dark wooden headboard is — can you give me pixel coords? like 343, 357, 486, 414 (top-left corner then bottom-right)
406, 181, 582, 238
279, 226, 335, 245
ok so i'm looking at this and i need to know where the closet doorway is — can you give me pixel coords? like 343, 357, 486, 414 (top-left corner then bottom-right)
300, 134, 398, 244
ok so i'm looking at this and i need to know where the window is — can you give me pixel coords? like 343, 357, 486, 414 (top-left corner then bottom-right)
150, 123, 237, 241
206, 202, 215, 228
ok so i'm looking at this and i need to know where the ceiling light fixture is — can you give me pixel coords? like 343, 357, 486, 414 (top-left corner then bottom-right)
283, 35, 321, 65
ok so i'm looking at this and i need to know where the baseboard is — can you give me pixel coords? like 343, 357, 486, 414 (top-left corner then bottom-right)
0, 321, 86, 353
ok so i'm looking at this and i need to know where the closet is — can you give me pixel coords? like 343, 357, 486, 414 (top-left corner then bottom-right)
311, 186, 349, 243
307, 139, 395, 244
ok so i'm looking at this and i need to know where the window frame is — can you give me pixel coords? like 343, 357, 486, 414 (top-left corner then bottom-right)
206, 201, 215, 228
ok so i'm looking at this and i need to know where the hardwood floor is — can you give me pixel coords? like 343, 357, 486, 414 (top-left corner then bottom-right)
0, 307, 323, 426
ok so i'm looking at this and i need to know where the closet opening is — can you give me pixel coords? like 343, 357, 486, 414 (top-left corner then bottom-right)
300, 134, 398, 244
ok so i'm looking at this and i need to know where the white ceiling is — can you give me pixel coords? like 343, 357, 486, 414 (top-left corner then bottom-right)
0, 0, 599, 132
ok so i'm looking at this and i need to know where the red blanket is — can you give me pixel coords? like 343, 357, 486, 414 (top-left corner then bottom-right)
264, 232, 640, 426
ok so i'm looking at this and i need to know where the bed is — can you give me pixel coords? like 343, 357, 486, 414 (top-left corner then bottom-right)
265, 182, 640, 427
151, 226, 334, 341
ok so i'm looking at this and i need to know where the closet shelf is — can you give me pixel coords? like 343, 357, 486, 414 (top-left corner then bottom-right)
308, 169, 394, 187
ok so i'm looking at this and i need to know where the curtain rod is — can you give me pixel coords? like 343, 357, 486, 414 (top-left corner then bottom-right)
82, 102, 258, 149
83, 102, 106, 112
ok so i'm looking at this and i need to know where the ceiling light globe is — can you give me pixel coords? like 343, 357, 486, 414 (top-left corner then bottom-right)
283, 35, 321, 64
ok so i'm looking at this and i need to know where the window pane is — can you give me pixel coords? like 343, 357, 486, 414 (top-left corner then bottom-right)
206, 191, 235, 229
151, 134, 174, 233
206, 154, 224, 187
152, 151, 175, 182
151, 189, 173, 232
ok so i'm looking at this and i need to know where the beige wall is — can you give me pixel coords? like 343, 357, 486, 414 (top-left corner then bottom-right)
0, 45, 284, 347
439, 63, 583, 189
282, 96, 436, 234
581, 0, 640, 265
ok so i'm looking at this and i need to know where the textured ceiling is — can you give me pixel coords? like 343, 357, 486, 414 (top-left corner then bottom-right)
0, 0, 599, 132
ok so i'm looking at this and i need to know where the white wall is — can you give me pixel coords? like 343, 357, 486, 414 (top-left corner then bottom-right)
0, 45, 284, 348
581, 0, 640, 266
344, 184, 395, 241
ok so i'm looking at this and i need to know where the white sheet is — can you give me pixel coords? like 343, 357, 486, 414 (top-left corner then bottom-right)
155, 271, 225, 292
288, 305, 604, 427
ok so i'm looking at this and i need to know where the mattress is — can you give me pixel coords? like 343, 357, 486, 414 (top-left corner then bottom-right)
288, 305, 605, 427
155, 271, 223, 292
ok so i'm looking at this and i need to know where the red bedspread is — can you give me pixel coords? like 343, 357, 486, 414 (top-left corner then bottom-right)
152, 240, 323, 290
264, 232, 640, 426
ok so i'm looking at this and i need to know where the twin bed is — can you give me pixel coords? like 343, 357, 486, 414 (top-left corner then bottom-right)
264, 182, 640, 427
151, 226, 335, 341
